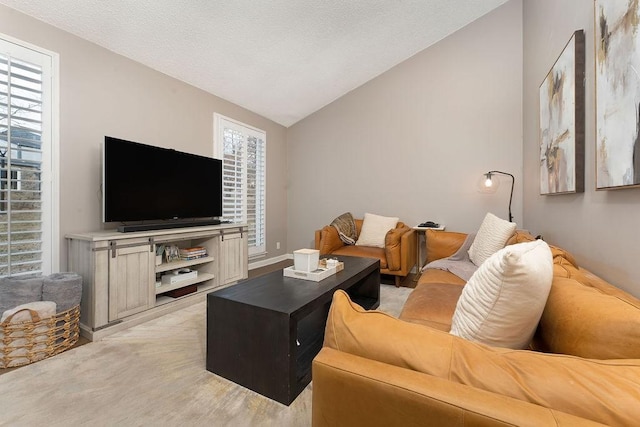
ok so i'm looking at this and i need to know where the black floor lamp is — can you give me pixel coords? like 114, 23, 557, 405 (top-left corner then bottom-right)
481, 170, 514, 222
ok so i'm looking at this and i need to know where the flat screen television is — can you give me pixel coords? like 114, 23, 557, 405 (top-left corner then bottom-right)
103, 136, 223, 232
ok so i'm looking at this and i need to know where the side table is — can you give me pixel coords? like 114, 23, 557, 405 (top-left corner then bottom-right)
413, 225, 446, 282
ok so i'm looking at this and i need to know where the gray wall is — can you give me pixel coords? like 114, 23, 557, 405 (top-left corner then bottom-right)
0, 5, 289, 270
7, 1, 635, 297
523, 0, 640, 296
287, 1, 523, 249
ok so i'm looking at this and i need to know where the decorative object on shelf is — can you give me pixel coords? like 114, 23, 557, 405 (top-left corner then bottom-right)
164, 245, 180, 263
479, 171, 515, 222
539, 29, 585, 195
155, 244, 165, 266
595, 2, 640, 190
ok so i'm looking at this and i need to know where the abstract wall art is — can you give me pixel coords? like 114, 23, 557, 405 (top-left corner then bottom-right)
596, 0, 640, 190
539, 30, 585, 195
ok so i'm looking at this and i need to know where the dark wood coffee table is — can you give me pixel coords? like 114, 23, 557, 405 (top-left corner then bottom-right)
206, 255, 379, 405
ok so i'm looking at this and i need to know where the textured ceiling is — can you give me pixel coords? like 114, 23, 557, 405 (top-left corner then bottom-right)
0, 0, 509, 127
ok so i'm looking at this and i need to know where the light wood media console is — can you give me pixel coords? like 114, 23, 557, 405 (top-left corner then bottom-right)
66, 224, 248, 341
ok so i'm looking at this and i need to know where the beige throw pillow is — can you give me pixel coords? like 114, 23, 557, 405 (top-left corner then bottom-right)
1, 301, 57, 323
355, 213, 399, 248
468, 212, 516, 266
450, 240, 553, 349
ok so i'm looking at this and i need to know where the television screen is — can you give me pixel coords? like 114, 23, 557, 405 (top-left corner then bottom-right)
103, 136, 222, 224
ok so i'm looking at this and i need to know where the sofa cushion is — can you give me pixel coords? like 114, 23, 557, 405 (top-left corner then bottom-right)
468, 212, 516, 266
331, 245, 387, 269
534, 275, 640, 359
355, 213, 399, 248
324, 290, 640, 427
399, 283, 464, 331
450, 240, 553, 349
417, 268, 467, 286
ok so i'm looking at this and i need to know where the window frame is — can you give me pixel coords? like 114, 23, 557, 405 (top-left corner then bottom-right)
213, 113, 266, 258
0, 33, 59, 277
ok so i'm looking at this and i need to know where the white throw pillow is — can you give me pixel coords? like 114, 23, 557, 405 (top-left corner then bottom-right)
355, 213, 399, 248
468, 212, 516, 266
450, 239, 553, 349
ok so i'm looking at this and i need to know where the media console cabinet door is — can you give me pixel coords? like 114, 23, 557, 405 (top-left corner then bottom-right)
220, 232, 248, 285
108, 243, 155, 321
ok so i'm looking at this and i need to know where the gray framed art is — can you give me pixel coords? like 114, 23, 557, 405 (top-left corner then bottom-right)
539, 30, 585, 195
596, 1, 640, 190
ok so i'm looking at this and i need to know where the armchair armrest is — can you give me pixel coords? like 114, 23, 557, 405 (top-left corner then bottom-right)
312, 348, 603, 427
314, 226, 344, 255
425, 229, 468, 264
384, 226, 415, 272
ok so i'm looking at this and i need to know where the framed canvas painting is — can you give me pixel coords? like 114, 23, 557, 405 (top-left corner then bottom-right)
539, 30, 585, 195
596, 1, 640, 189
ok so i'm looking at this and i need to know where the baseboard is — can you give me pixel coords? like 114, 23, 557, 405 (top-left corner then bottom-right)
248, 253, 293, 270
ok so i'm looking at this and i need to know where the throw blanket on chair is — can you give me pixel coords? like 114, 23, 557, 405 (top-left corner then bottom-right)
423, 233, 478, 281
331, 212, 357, 245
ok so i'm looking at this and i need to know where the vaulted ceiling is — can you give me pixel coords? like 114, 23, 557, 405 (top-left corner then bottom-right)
0, 0, 509, 127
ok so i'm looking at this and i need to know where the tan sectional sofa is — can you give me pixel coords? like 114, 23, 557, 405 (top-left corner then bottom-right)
312, 230, 640, 426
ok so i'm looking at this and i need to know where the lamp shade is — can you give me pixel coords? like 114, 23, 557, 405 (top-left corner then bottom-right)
477, 173, 499, 194
478, 171, 514, 222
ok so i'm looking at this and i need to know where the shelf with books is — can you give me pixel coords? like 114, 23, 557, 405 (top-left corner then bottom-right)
179, 246, 208, 259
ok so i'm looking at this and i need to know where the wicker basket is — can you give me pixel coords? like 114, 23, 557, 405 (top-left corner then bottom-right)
0, 304, 80, 368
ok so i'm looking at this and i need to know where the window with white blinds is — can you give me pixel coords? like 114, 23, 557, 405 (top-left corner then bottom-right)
0, 37, 57, 278
214, 114, 266, 257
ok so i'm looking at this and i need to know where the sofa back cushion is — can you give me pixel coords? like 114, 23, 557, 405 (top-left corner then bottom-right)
425, 230, 468, 264
505, 229, 536, 246
324, 290, 640, 426
399, 282, 464, 331
534, 273, 640, 359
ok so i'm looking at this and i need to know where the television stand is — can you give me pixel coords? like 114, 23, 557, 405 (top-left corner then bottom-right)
66, 223, 248, 341
117, 219, 222, 233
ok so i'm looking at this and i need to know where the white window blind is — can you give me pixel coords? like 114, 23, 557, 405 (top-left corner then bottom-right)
0, 37, 57, 278
214, 114, 266, 256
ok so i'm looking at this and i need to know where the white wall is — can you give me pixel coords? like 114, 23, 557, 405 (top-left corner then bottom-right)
523, 0, 640, 296
0, 5, 289, 271
287, 1, 523, 250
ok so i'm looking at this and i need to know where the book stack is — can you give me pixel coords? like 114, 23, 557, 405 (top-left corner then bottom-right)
179, 246, 208, 260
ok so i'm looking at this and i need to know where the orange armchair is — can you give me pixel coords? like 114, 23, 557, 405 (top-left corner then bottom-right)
315, 218, 416, 287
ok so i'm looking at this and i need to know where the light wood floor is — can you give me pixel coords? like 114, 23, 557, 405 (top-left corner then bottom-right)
1, 259, 416, 378
0, 279, 413, 425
